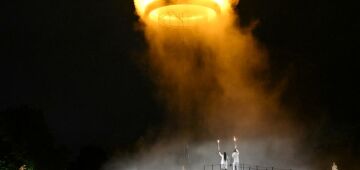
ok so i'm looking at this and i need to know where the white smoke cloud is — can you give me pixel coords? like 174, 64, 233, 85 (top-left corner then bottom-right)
103, 137, 311, 170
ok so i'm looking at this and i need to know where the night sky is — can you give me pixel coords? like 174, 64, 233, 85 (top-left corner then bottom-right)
2, 0, 358, 168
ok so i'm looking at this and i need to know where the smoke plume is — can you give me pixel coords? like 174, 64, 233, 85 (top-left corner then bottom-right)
104, 0, 312, 169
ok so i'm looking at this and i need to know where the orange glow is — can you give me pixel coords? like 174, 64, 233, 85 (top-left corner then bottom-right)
148, 4, 217, 26
134, 0, 157, 16
134, 0, 237, 26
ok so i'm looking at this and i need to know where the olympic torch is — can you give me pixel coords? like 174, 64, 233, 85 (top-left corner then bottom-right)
217, 139, 220, 151
233, 136, 237, 149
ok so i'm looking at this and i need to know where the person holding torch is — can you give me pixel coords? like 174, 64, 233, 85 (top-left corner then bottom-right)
232, 137, 240, 170
217, 139, 228, 170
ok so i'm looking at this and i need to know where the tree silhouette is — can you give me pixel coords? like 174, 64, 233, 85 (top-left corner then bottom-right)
0, 106, 68, 170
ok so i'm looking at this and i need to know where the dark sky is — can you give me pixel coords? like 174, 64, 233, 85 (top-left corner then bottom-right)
2, 0, 357, 161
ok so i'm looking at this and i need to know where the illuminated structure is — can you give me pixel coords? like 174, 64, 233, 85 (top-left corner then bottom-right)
134, 0, 235, 26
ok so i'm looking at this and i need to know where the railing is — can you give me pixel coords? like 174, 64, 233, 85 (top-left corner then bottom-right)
203, 164, 292, 170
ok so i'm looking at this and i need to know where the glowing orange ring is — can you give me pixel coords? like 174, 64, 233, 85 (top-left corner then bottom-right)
143, 1, 221, 26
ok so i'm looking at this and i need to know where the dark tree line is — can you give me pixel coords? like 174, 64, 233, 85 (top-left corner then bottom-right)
0, 106, 68, 170
0, 106, 109, 170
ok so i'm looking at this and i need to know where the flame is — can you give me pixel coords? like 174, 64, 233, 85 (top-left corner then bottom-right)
134, 0, 157, 17
212, 0, 233, 11
148, 4, 217, 27
134, 0, 237, 26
